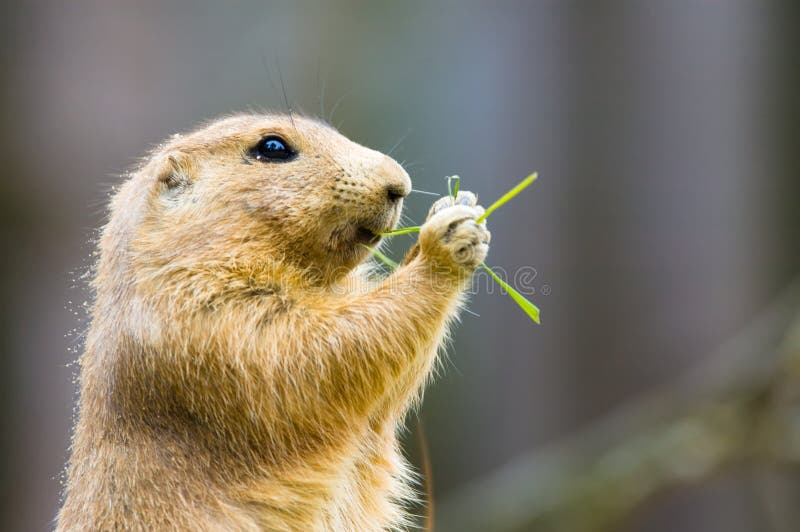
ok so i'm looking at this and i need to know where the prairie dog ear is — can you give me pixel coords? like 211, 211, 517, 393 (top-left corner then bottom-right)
152, 151, 195, 193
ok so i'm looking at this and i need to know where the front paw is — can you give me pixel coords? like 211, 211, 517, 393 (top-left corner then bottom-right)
419, 199, 490, 273
426, 191, 479, 221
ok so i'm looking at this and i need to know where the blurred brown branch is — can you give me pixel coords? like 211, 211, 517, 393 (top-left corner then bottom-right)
438, 278, 800, 532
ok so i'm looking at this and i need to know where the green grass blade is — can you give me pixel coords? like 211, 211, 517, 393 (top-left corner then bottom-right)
481, 263, 540, 324
476, 172, 538, 223
379, 226, 421, 237
361, 244, 398, 269
448, 175, 460, 199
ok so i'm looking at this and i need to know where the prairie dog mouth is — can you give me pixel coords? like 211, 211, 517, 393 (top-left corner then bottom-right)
352, 206, 401, 247
355, 226, 382, 245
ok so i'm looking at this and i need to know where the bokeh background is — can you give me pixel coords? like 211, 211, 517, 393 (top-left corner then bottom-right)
2, 1, 799, 531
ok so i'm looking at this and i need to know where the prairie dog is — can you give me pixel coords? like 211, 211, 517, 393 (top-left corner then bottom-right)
57, 114, 489, 531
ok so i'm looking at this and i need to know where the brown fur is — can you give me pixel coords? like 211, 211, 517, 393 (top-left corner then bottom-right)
57, 113, 489, 531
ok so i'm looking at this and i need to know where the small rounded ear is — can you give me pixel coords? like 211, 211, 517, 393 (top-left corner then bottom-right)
152, 151, 195, 192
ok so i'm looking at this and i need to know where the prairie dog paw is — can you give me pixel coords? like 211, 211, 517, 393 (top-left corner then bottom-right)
419, 202, 490, 272
426, 191, 484, 221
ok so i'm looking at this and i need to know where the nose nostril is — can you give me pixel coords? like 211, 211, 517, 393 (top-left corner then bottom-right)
386, 184, 407, 203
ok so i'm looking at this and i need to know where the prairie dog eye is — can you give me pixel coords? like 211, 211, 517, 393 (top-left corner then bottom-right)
253, 135, 295, 161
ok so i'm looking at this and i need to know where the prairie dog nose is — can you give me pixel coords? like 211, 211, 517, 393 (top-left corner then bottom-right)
386, 182, 408, 203
378, 156, 411, 204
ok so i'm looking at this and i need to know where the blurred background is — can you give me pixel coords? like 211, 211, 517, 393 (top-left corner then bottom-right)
2, 1, 799, 531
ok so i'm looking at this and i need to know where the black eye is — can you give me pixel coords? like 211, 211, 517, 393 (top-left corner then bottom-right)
253, 135, 295, 161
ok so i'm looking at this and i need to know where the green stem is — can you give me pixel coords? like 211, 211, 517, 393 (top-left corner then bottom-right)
379, 226, 422, 237
448, 174, 461, 199
481, 263, 540, 324
361, 244, 398, 269
476, 172, 538, 223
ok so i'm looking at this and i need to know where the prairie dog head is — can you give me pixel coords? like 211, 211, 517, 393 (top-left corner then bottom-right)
106, 114, 411, 289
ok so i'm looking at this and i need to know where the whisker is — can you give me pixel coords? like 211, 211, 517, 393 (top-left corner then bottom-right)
399, 213, 417, 227
259, 48, 276, 93
329, 88, 354, 124
410, 189, 439, 197
462, 308, 480, 318
318, 67, 327, 119
398, 160, 421, 173
386, 129, 411, 157
276, 60, 297, 134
